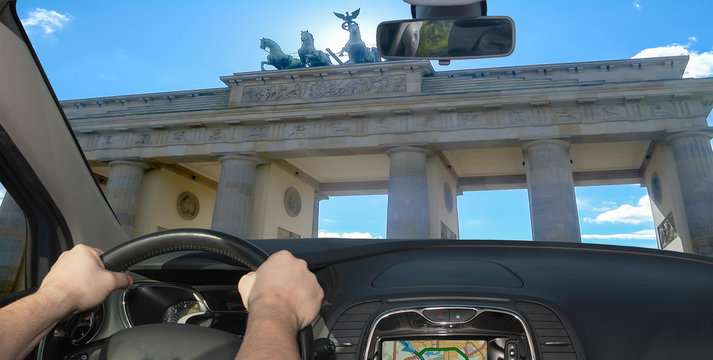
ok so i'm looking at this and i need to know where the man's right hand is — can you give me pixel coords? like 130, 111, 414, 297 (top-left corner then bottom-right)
238, 250, 324, 332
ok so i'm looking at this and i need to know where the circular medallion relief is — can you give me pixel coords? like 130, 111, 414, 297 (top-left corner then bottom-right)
444, 183, 454, 213
284, 187, 302, 217
176, 192, 199, 220
651, 173, 663, 205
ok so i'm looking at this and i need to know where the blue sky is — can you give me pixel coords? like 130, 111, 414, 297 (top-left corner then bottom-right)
15, 0, 713, 247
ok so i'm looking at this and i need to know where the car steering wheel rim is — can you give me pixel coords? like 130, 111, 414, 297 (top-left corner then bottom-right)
99, 228, 314, 360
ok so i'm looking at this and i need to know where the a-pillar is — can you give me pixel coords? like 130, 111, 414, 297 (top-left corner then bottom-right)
211, 155, 261, 238
105, 160, 149, 238
312, 192, 328, 238
386, 146, 431, 239
523, 139, 581, 242
667, 131, 713, 255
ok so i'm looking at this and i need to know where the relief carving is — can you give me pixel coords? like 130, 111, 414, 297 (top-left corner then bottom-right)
242, 75, 407, 104
286, 123, 307, 138
171, 130, 185, 142
657, 212, 677, 248
459, 112, 484, 128
507, 110, 533, 125
135, 133, 151, 145
369, 117, 393, 133
242, 83, 307, 104
416, 116, 436, 130
649, 103, 675, 117
326, 120, 353, 135
209, 129, 225, 141
551, 108, 578, 122
246, 125, 267, 140
596, 105, 625, 120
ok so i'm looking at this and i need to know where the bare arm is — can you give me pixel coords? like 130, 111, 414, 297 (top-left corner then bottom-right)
235, 250, 324, 360
0, 245, 132, 360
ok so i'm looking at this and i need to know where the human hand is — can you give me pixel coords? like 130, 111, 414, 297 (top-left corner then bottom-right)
238, 250, 324, 332
39, 244, 132, 315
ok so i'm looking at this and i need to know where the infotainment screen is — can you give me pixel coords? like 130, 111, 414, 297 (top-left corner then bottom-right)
381, 340, 487, 360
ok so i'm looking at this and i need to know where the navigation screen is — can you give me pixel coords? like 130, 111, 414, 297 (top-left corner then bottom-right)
381, 340, 487, 360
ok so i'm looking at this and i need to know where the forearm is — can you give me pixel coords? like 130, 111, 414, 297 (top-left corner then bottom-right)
234, 307, 300, 360
0, 288, 74, 360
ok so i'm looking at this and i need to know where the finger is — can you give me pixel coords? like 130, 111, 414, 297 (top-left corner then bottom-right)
108, 271, 133, 289
93, 248, 104, 256
238, 272, 256, 310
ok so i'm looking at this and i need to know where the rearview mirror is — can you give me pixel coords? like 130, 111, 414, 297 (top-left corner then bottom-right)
377, 16, 515, 60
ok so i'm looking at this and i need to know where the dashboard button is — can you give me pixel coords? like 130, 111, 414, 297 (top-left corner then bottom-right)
450, 309, 476, 322
422, 309, 450, 322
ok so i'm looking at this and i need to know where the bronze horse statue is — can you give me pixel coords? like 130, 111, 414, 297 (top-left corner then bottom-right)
260, 38, 304, 71
339, 23, 377, 64
298, 31, 332, 67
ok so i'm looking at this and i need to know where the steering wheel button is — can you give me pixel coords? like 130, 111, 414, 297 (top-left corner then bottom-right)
422, 309, 450, 322
450, 309, 476, 322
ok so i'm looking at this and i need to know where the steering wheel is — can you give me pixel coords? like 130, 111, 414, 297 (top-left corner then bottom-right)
99, 228, 314, 360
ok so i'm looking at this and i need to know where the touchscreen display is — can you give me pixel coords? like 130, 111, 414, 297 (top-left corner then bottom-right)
381, 340, 487, 360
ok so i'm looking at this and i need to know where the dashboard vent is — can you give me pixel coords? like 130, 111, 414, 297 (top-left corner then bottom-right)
330, 301, 382, 360
516, 301, 578, 360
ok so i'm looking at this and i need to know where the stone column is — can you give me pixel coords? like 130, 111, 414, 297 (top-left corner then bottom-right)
667, 131, 713, 255
0, 193, 27, 293
312, 193, 328, 238
211, 155, 261, 238
105, 160, 148, 238
523, 140, 581, 242
386, 146, 431, 239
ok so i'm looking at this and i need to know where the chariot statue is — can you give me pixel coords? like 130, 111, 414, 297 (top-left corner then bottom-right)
260, 38, 304, 71
298, 31, 332, 67
258, 8, 381, 70
334, 9, 380, 64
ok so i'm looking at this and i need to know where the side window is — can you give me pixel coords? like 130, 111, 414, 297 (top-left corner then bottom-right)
0, 183, 28, 294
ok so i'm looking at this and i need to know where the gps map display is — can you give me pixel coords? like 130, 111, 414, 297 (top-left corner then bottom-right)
381, 340, 487, 360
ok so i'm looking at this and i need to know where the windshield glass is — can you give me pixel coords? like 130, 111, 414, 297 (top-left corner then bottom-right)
16, 0, 713, 253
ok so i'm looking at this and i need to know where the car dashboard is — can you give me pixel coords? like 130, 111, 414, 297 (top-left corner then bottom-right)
45, 239, 713, 360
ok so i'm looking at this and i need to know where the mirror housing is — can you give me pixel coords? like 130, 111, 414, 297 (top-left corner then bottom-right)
377, 16, 515, 60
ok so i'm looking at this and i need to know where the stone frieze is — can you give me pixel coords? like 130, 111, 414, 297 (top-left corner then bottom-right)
241, 75, 407, 104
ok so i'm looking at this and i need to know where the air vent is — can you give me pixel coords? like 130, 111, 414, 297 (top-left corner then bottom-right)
516, 301, 578, 360
330, 302, 382, 360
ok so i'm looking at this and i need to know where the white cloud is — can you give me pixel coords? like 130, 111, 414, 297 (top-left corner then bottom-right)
321, 218, 337, 224
318, 230, 383, 239
21, 8, 70, 35
632, 39, 713, 78
576, 197, 615, 212
584, 195, 652, 225
582, 229, 656, 240
633, 0, 641, 9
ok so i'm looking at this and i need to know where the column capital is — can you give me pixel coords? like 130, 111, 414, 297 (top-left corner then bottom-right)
665, 130, 713, 143
522, 138, 571, 152
384, 145, 432, 157
217, 153, 266, 165
107, 160, 149, 170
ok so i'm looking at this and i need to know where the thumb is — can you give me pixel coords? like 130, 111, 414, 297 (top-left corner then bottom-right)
238, 271, 256, 310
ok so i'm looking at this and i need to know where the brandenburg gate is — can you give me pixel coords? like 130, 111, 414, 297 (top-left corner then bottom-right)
61, 56, 713, 255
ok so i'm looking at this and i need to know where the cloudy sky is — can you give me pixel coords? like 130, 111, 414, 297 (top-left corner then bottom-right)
14, 0, 713, 247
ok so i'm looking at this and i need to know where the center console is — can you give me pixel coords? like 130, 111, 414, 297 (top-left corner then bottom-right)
363, 306, 535, 360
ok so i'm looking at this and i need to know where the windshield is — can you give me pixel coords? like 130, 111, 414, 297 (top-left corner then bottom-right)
15, 0, 713, 253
